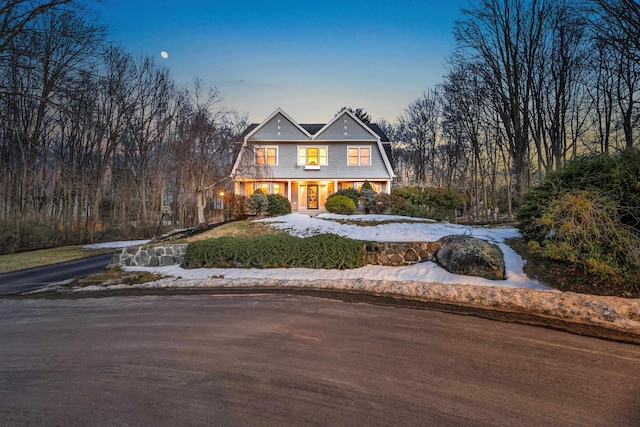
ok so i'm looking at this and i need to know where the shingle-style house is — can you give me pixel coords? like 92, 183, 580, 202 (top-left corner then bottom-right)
231, 108, 395, 212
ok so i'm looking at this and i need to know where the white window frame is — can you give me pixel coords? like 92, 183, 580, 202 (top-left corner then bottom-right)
347, 146, 371, 166
255, 146, 278, 166
298, 146, 328, 169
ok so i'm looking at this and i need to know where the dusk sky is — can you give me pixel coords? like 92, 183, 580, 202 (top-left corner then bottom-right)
96, 0, 469, 123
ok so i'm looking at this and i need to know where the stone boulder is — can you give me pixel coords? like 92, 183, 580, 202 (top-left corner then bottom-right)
436, 235, 505, 280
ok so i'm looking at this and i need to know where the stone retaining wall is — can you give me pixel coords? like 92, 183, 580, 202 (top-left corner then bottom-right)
110, 242, 444, 268
365, 242, 444, 266
110, 244, 188, 267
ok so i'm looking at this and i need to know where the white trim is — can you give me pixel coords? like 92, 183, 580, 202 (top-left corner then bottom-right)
231, 108, 310, 177
244, 108, 312, 141
254, 145, 278, 166
347, 145, 372, 166
297, 145, 328, 166
314, 109, 381, 141
231, 108, 396, 179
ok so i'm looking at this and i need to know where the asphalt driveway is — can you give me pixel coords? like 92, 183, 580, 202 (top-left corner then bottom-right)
1, 294, 639, 426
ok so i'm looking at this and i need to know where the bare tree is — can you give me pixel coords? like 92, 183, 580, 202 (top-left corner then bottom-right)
0, 3, 104, 248
454, 0, 552, 202
0, 0, 73, 58
396, 89, 441, 185
589, 0, 640, 150
169, 79, 246, 226
121, 56, 174, 230
592, 0, 640, 62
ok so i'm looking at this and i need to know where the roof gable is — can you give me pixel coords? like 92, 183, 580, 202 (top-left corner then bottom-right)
244, 109, 312, 141
314, 110, 380, 141
231, 108, 395, 178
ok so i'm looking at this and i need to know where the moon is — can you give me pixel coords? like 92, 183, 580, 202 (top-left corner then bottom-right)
160, 51, 168, 59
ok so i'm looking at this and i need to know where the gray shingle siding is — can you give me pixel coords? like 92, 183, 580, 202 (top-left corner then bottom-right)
314, 115, 375, 140
249, 113, 310, 141
239, 142, 390, 179
232, 109, 395, 182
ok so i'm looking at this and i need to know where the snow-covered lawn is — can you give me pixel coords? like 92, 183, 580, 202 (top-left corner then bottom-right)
88, 214, 549, 291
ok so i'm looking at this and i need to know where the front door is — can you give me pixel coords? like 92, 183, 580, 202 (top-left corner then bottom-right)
307, 185, 318, 209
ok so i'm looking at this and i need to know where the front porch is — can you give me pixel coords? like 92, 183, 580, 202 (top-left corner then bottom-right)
234, 179, 392, 212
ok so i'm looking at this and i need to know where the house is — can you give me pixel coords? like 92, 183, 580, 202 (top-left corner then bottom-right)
231, 108, 395, 212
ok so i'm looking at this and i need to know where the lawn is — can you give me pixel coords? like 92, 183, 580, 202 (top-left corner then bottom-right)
0, 245, 113, 273
3, 215, 637, 299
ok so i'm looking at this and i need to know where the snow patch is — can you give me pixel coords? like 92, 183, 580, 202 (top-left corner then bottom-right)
121, 214, 548, 290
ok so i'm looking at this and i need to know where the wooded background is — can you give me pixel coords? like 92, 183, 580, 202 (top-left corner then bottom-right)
1, 0, 638, 252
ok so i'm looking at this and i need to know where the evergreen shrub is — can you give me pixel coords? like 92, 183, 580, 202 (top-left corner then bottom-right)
244, 189, 269, 215
182, 233, 368, 269
519, 148, 640, 242
370, 192, 404, 214
361, 180, 374, 191
390, 186, 465, 221
325, 195, 357, 215
526, 190, 640, 287
267, 194, 291, 217
332, 188, 361, 206
360, 181, 376, 213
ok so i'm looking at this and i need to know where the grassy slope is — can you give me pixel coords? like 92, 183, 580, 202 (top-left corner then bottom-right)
2, 219, 634, 298
0, 245, 113, 273
0, 221, 277, 274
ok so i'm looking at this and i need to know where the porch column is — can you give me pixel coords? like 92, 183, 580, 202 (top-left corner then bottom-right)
334, 180, 338, 193
287, 180, 292, 201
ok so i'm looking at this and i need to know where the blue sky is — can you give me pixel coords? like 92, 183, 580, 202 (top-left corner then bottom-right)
96, 0, 468, 123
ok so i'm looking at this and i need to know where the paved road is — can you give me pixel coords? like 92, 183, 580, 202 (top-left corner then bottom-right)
1, 294, 639, 426
0, 253, 112, 295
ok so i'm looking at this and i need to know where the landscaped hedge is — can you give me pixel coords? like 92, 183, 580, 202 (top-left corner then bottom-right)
182, 233, 368, 269
519, 148, 640, 242
390, 186, 466, 221
325, 194, 357, 215
267, 193, 291, 217
518, 148, 640, 288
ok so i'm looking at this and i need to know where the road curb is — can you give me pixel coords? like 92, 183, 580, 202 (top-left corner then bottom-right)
44, 276, 640, 342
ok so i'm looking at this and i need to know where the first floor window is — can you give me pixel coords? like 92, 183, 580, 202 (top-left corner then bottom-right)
246, 182, 284, 196
257, 183, 269, 194
256, 146, 277, 165
245, 182, 254, 195
348, 147, 370, 166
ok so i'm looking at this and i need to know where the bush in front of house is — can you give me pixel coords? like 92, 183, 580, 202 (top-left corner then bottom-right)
267, 193, 291, 217
244, 189, 269, 215
360, 180, 376, 213
325, 194, 357, 215
332, 188, 361, 206
390, 186, 465, 221
182, 233, 368, 270
227, 194, 247, 220
370, 192, 404, 214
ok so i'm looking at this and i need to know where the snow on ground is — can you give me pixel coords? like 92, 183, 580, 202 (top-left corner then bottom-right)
84, 239, 150, 249
118, 214, 549, 291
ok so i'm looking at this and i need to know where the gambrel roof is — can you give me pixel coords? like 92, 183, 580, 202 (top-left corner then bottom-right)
235, 109, 391, 143
232, 108, 395, 177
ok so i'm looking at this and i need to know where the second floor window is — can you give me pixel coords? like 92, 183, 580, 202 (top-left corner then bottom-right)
255, 146, 277, 165
348, 147, 371, 166
298, 147, 327, 166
